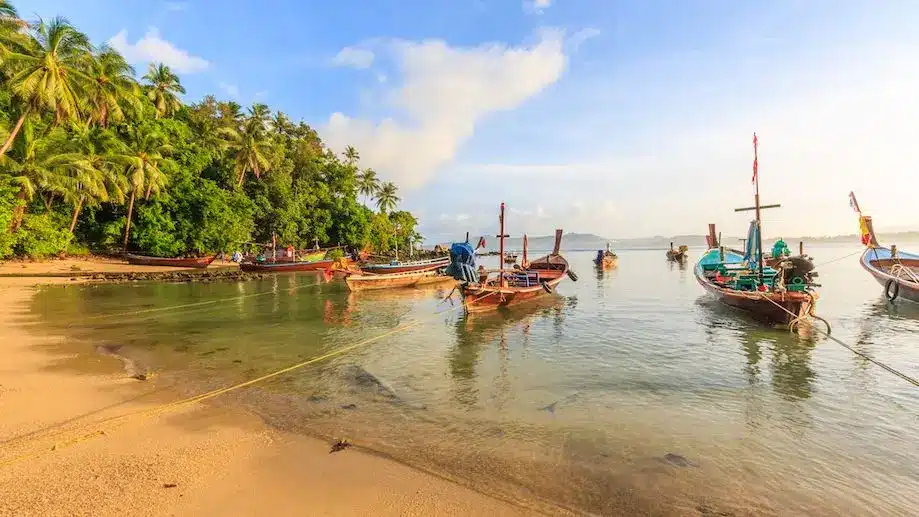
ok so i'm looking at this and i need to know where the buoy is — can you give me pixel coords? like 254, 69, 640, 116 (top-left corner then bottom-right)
567, 270, 579, 282
541, 280, 553, 293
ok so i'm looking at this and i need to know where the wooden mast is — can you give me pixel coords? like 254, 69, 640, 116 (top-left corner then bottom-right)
522, 233, 528, 268
497, 202, 507, 287
734, 133, 779, 286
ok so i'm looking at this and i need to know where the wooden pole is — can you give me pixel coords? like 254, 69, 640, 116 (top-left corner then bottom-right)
799, 241, 804, 256
499, 203, 506, 287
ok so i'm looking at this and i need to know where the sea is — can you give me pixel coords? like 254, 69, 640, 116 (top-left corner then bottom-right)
28, 243, 919, 516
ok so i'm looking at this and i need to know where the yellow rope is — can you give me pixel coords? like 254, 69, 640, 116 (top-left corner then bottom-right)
0, 303, 463, 469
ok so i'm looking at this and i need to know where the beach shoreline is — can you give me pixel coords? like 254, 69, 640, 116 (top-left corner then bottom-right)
0, 277, 539, 517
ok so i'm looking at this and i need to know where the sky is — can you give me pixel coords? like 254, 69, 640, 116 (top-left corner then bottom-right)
19, 0, 919, 242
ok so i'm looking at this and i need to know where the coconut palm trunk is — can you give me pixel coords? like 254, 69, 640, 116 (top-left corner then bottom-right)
69, 196, 84, 233
0, 107, 29, 158
9, 188, 27, 232
123, 190, 135, 252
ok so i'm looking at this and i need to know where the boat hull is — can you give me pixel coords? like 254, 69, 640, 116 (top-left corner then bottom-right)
860, 248, 919, 303
694, 265, 813, 325
461, 275, 563, 313
240, 258, 343, 272
124, 253, 216, 269
360, 257, 450, 274
666, 251, 687, 262
345, 270, 456, 291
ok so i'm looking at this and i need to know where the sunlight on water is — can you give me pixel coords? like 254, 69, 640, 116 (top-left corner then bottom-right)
31, 245, 919, 516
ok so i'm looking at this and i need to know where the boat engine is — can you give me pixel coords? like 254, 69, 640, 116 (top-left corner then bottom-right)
777, 255, 817, 290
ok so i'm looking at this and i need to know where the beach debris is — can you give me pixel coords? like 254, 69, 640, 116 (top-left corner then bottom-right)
339, 403, 357, 410
658, 453, 697, 468
329, 438, 352, 454
163, 483, 178, 489
696, 502, 735, 516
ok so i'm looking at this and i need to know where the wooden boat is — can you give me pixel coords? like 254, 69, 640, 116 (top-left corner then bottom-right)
447, 203, 576, 313
239, 257, 347, 273
504, 254, 518, 264
124, 253, 216, 269
594, 243, 618, 268
666, 243, 688, 262
850, 192, 919, 302
360, 256, 450, 274
694, 135, 820, 328
344, 269, 456, 291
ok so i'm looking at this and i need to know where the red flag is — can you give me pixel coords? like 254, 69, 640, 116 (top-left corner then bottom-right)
751, 133, 758, 184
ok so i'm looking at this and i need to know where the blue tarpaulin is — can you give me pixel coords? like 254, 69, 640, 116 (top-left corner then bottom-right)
445, 242, 478, 283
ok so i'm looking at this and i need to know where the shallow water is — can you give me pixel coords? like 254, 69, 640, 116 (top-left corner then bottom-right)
31, 244, 919, 516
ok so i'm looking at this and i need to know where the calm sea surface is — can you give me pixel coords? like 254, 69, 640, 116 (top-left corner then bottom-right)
29, 244, 919, 516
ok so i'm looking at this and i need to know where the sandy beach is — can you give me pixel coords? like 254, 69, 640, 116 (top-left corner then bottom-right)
0, 262, 539, 517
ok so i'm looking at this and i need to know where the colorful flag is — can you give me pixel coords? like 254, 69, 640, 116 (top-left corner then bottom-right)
476, 236, 487, 249
751, 133, 758, 184
849, 191, 861, 213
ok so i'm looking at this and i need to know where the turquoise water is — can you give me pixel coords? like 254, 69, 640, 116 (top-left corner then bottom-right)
30, 245, 919, 516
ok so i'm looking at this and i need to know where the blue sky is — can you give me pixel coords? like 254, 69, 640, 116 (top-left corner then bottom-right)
20, 0, 919, 242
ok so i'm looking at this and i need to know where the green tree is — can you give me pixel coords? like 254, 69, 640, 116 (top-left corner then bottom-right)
121, 126, 173, 250
0, 16, 92, 158
375, 181, 399, 213
62, 122, 128, 232
226, 113, 271, 187
0, 123, 95, 231
143, 63, 184, 119
356, 168, 380, 206
343, 145, 359, 166
84, 45, 141, 127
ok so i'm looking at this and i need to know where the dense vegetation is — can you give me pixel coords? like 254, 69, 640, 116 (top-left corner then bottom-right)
0, 2, 418, 259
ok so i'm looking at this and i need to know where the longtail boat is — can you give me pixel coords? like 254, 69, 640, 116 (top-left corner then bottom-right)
850, 192, 919, 302
344, 269, 456, 292
666, 243, 688, 262
124, 253, 216, 269
239, 257, 347, 273
594, 243, 618, 268
360, 256, 450, 274
446, 203, 576, 313
694, 134, 820, 329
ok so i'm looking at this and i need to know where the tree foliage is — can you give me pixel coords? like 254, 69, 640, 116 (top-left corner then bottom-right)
0, 2, 417, 259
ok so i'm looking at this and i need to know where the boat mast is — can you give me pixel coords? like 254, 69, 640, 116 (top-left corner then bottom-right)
498, 202, 507, 286
753, 133, 764, 283
734, 133, 780, 285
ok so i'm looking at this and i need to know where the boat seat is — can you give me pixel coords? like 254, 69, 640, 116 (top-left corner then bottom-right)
510, 271, 539, 287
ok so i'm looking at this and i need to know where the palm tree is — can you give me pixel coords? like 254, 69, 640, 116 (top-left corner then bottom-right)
376, 181, 400, 213
0, 1, 27, 60
356, 168, 380, 206
0, 124, 95, 231
83, 45, 141, 127
217, 101, 243, 128
121, 126, 173, 251
142, 63, 184, 119
225, 123, 271, 187
343, 145, 359, 166
63, 122, 128, 232
0, 16, 92, 158
271, 111, 292, 136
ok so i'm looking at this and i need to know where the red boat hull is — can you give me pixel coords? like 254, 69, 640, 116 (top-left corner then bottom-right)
461, 274, 563, 312
124, 253, 216, 269
694, 267, 813, 325
240, 258, 344, 272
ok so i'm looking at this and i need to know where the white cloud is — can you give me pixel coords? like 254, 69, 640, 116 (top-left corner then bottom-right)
218, 82, 239, 98
322, 30, 568, 189
109, 28, 209, 73
569, 28, 600, 50
164, 2, 188, 11
524, 0, 553, 14
332, 47, 375, 69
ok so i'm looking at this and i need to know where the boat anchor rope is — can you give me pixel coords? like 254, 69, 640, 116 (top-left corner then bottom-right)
756, 292, 919, 389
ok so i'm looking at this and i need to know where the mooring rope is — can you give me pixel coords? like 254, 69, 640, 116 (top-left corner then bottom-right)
1, 297, 470, 469
757, 293, 919, 388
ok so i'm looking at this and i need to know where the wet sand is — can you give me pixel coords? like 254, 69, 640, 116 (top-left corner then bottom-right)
0, 276, 538, 517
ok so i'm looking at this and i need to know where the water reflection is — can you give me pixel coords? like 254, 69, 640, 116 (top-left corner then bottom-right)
697, 297, 816, 401
449, 296, 567, 408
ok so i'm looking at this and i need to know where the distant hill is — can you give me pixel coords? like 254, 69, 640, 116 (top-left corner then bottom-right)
428, 230, 919, 252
